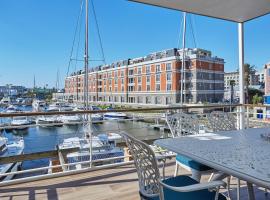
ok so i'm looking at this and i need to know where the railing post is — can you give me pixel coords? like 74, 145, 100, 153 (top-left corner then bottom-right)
246, 105, 249, 128
238, 22, 245, 130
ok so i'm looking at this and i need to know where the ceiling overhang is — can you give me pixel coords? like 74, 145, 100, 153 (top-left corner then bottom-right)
130, 0, 270, 23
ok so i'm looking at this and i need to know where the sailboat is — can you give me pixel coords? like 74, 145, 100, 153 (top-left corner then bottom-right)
52, 0, 123, 173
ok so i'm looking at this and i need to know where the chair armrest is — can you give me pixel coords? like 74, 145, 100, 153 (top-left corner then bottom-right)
159, 180, 226, 193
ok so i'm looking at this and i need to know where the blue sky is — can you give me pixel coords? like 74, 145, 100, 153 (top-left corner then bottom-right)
0, 0, 269, 88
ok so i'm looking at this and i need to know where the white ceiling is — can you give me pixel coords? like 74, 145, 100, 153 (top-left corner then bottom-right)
130, 0, 270, 23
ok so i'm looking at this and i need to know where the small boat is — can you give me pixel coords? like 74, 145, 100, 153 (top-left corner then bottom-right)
91, 114, 103, 123
32, 100, 46, 112
97, 132, 122, 144
60, 104, 74, 112
0, 137, 24, 181
10, 117, 31, 130
59, 115, 82, 124
4, 105, 22, 113
36, 116, 62, 127
50, 133, 124, 172
46, 103, 60, 112
103, 112, 127, 120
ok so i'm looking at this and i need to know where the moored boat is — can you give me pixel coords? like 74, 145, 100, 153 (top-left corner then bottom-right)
103, 112, 127, 120
0, 137, 24, 181
32, 99, 46, 112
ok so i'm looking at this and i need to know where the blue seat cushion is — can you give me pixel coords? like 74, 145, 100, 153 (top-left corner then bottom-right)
140, 175, 226, 200
176, 154, 212, 171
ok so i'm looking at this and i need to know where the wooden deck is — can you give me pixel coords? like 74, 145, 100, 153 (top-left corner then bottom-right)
0, 160, 269, 200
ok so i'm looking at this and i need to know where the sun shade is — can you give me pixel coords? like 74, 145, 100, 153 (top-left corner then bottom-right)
130, 0, 270, 22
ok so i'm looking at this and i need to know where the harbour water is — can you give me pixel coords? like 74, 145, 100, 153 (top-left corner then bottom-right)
0, 106, 162, 178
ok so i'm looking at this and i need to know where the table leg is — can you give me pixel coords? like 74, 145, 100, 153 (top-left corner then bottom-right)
247, 182, 255, 200
237, 178, 240, 200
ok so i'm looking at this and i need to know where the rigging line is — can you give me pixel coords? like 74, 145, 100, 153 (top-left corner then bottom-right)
66, 0, 84, 77
90, 0, 106, 65
177, 13, 184, 49
189, 15, 197, 48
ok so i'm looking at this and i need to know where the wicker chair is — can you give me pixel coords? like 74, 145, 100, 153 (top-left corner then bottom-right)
207, 111, 238, 199
166, 113, 213, 181
206, 111, 236, 132
121, 132, 226, 200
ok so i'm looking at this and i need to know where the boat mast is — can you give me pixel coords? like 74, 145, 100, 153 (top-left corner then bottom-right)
84, 0, 89, 111
180, 12, 187, 106
84, 0, 93, 168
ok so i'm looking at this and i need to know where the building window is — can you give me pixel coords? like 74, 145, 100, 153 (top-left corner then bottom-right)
128, 78, 134, 84
114, 78, 118, 84
121, 86, 124, 92
114, 71, 118, 77
146, 65, 150, 74
155, 96, 162, 104
156, 64, 161, 72
138, 85, 142, 91
138, 96, 143, 103
138, 77, 141, 84
146, 96, 151, 104
147, 85, 150, 91
166, 63, 172, 71
147, 76, 150, 83
129, 69, 134, 76
121, 70, 124, 77
167, 72, 172, 81
128, 86, 134, 91
156, 84, 160, 91
156, 74, 160, 82
121, 78, 124, 84
138, 67, 142, 75
167, 83, 172, 91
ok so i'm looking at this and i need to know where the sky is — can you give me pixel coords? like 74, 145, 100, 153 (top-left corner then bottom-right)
0, 0, 269, 88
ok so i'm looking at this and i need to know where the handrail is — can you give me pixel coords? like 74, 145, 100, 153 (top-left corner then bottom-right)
0, 147, 79, 165
0, 104, 241, 117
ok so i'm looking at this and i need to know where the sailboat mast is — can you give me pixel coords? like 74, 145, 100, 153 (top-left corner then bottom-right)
180, 12, 187, 106
84, 0, 89, 111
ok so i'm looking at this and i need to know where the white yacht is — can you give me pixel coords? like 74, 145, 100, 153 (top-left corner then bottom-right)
91, 114, 103, 123
4, 105, 21, 113
0, 137, 24, 181
53, 133, 124, 171
59, 115, 82, 124
32, 100, 46, 112
103, 112, 127, 120
46, 103, 60, 112
10, 117, 32, 130
36, 116, 62, 127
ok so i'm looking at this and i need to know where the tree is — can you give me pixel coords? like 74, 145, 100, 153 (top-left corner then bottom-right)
252, 93, 263, 104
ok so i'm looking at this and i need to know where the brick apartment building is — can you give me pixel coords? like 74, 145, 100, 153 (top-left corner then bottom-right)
63, 48, 224, 106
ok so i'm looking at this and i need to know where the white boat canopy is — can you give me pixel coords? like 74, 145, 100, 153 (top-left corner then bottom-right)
130, 0, 270, 23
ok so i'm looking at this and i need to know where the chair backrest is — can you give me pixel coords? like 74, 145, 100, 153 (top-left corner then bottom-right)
121, 132, 160, 198
207, 111, 236, 132
166, 112, 200, 137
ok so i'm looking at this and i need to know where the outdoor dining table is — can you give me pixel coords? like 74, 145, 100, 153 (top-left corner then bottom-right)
154, 127, 270, 200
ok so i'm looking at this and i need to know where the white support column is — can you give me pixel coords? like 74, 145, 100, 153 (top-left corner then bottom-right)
238, 23, 245, 129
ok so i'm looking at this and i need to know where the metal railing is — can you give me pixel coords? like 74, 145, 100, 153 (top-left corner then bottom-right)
0, 103, 266, 186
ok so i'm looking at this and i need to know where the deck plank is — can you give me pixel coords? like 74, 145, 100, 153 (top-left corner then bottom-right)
0, 161, 269, 200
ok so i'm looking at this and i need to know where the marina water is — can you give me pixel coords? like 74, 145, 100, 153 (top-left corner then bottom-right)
0, 106, 161, 179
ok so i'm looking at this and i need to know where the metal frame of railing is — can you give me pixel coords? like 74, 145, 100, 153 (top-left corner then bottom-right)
1, 103, 264, 186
